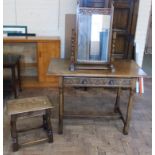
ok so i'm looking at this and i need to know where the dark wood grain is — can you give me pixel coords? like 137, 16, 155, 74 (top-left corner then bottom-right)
3, 54, 22, 98
48, 58, 146, 134
7, 96, 54, 151
112, 0, 139, 59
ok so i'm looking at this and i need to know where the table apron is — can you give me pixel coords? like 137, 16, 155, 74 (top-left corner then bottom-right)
63, 77, 135, 88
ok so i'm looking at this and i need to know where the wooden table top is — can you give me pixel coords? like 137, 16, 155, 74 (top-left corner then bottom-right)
47, 59, 147, 78
3, 36, 60, 43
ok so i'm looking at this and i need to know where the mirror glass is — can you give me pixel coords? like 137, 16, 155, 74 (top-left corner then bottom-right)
77, 14, 111, 63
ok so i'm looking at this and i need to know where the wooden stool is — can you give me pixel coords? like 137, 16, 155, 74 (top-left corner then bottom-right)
7, 96, 54, 152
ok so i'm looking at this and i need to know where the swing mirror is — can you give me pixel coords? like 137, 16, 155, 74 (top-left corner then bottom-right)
77, 13, 111, 64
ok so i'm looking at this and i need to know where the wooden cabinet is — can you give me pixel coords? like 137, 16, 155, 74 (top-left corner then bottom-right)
37, 40, 60, 82
112, 0, 139, 59
3, 37, 60, 88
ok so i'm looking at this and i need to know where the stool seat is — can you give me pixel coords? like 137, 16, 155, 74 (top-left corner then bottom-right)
7, 96, 53, 115
7, 96, 54, 152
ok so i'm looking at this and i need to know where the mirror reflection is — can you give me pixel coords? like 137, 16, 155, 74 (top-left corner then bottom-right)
77, 14, 111, 63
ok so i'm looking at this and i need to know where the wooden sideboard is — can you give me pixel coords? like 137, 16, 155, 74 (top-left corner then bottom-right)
3, 37, 60, 88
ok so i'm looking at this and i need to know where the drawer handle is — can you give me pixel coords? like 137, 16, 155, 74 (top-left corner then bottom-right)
81, 79, 88, 84
109, 80, 114, 85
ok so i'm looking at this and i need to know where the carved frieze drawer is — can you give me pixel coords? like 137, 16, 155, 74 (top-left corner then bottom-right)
64, 77, 132, 87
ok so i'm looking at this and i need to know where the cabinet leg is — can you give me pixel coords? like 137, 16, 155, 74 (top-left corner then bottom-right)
12, 67, 17, 98
17, 60, 22, 92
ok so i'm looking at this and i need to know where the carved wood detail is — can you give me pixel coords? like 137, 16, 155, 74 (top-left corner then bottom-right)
64, 77, 132, 87
78, 7, 112, 15
69, 29, 76, 71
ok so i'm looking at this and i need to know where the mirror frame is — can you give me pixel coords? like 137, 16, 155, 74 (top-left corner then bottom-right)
69, 2, 114, 71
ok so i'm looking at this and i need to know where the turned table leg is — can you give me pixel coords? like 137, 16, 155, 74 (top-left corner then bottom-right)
114, 87, 121, 112
10, 115, 19, 151
123, 88, 135, 135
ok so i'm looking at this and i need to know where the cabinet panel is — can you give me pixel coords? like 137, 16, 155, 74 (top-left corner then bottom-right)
112, 0, 139, 59
115, 35, 126, 53
113, 34, 128, 59
38, 40, 60, 82
3, 43, 38, 77
113, 8, 129, 29
4, 37, 60, 88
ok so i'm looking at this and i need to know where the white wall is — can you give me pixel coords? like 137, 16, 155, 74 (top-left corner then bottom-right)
135, 0, 151, 67
3, 0, 16, 24
3, 0, 77, 58
4, 0, 60, 35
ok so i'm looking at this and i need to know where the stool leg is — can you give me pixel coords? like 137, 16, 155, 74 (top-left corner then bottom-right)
43, 115, 47, 130
10, 115, 19, 151
45, 109, 53, 143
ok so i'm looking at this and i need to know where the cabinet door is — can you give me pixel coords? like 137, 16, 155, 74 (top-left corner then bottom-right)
37, 41, 60, 82
112, 0, 139, 59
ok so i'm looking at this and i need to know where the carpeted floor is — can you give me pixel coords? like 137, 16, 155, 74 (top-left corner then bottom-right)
3, 78, 152, 155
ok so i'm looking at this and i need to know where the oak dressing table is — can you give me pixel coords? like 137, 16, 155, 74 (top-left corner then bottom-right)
47, 58, 146, 134
48, 0, 146, 135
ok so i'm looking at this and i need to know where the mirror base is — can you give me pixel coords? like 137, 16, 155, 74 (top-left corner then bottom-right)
74, 63, 114, 71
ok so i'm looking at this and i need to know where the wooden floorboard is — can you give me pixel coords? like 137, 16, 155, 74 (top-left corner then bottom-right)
3, 78, 152, 155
